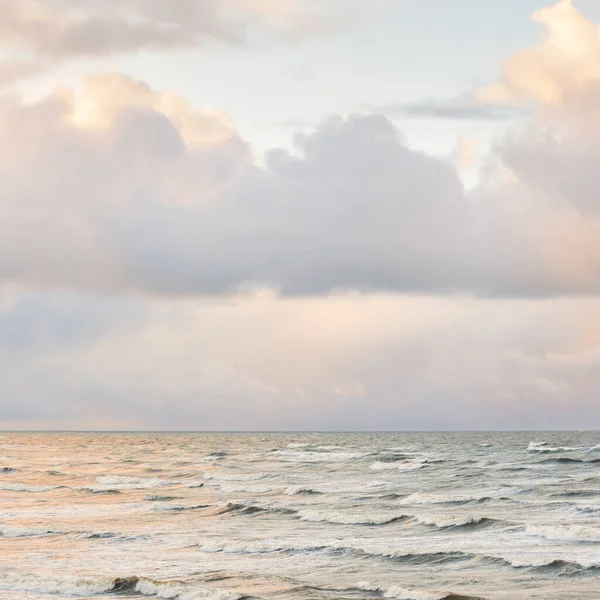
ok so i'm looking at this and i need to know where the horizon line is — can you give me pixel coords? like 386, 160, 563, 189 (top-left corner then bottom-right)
1, 429, 598, 434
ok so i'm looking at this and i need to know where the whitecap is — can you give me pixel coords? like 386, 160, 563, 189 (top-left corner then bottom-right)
0, 482, 58, 492
525, 524, 600, 543
0, 524, 58, 538
93, 475, 174, 490
356, 581, 448, 600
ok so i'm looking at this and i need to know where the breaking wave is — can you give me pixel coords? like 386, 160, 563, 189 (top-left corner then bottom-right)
0, 570, 239, 599
356, 581, 485, 600
0, 524, 59, 538
525, 524, 600, 543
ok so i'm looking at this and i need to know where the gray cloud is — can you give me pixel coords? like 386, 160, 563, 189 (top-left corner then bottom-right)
1, 75, 599, 298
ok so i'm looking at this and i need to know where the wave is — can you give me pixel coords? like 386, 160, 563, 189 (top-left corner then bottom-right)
550, 489, 600, 498
145, 495, 179, 502
0, 524, 58, 538
0, 570, 239, 600
196, 538, 475, 566
93, 475, 174, 489
202, 472, 272, 482
214, 483, 280, 494
528, 442, 581, 453
398, 492, 510, 506
540, 457, 600, 465
271, 450, 368, 463
526, 559, 600, 575
205, 451, 228, 462
370, 461, 425, 471
412, 515, 501, 530
76, 486, 122, 495
356, 581, 485, 600
284, 486, 322, 495
153, 503, 212, 512
85, 532, 118, 539
215, 502, 296, 517
525, 524, 600, 543
298, 509, 407, 525
0, 482, 59, 492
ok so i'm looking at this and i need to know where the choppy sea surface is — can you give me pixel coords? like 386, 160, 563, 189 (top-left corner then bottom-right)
1, 432, 600, 600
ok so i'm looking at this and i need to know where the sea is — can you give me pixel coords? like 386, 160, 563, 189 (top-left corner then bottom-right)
0, 432, 599, 600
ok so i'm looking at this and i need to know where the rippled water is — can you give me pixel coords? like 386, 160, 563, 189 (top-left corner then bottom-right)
1, 432, 600, 600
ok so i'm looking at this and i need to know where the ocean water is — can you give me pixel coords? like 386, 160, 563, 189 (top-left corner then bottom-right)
1, 432, 600, 600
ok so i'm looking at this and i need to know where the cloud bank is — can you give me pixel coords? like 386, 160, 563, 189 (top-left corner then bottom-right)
1, 64, 600, 297
1, 0, 600, 429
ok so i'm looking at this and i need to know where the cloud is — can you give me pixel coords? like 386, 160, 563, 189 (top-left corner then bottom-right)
2, 71, 600, 297
380, 97, 524, 121
0, 0, 384, 86
477, 0, 600, 121
2, 290, 600, 430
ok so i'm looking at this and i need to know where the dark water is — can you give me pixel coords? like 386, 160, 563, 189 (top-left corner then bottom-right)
1, 432, 600, 599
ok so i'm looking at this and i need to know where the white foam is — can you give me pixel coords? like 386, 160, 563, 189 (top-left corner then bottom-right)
413, 514, 489, 528
298, 509, 403, 525
370, 461, 424, 471
0, 570, 239, 600
0, 570, 116, 596
356, 581, 446, 600
0, 524, 57, 538
272, 450, 367, 463
135, 578, 239, 600
93, 476, 173, 490
527, 442, 580, 453
215, 483, 278, 494
284, 485, 320, 495
0, 482, 58, 492
526, 524, 600, 543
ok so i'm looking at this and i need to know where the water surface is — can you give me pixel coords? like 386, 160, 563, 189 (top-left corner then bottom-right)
1, 432, 600, 599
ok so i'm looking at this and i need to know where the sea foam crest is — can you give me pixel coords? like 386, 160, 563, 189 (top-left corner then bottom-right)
399, 492, 496, 505
0, 482, 58, 492
413, 514, 495, 529
527, 442, 580, 453
93, 476, 173, 489
0, 570, 239, 600
0, 524, 57, 538
526, 524, 600, 543
356, 581, 449, 600
272, 450, 368, 463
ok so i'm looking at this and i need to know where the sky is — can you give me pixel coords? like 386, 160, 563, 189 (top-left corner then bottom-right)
2, 0, 600, 430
